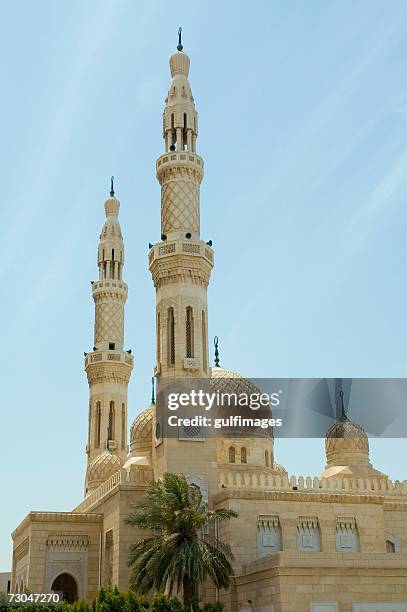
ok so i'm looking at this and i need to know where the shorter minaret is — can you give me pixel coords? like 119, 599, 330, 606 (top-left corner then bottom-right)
84, 180, 134, 494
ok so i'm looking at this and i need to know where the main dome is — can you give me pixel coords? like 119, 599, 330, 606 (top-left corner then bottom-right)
210, 367, 262, 397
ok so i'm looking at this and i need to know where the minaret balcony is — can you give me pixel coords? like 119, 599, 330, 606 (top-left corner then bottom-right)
156, 150, 204, 176
92, 279, 128, 295
148, 239, 213, 267
84, 350, 134, 369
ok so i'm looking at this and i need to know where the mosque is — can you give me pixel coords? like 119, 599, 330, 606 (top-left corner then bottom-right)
11, 36, 407, 612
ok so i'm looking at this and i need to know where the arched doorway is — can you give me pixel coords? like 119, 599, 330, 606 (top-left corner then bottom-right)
51, 573, 78, 603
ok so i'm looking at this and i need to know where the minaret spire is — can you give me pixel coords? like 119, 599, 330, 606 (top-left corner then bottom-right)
149, 43, 214, 379
83, 183, 134, 494
177, 26, 183, 51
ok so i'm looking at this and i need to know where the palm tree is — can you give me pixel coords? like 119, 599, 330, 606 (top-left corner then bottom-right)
125, 473, 238, 610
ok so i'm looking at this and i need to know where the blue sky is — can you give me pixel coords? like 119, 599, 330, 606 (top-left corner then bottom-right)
1, 0, 407, 571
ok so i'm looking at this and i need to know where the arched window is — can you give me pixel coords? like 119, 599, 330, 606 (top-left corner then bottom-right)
202, 310, 207, 371
265, 450, 269, 467
121, 403, 126, 450
108, 401, 115, 440
186, 306, 194, 358
95, 402, 101, 448
241, 447, 247, 463
386, 540, 396, 553
167, 307, 175, 366
228, 446, 236, 463
385, 534, 400, 553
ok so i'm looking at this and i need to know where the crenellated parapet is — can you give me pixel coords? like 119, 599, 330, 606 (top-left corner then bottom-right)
218, 469, 407, 497
73, 466, 153, 514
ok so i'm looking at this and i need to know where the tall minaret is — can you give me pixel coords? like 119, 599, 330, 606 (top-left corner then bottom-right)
84, 180, 134, 494
149, 32, 214, 380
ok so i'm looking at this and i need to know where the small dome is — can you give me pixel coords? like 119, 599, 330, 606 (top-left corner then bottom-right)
87, 450, 121, 490
325, 417, 369, 457
130, 408, 153, 456
321, 414, 388, 479
170, 51, 190, 77
104, 195, 120, 217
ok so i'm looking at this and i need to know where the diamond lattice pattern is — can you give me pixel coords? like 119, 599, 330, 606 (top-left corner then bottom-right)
161, 180, 200, 233
95, 301, 124, 344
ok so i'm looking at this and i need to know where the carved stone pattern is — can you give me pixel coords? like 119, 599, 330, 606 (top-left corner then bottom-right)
298, 516, 319, 529
86, 369, 131, 385
336, 516, 357, 530
212, 488, 391, 506
157, 164, 203, 184
46, 535, 89, 551
159, 243, 176, 255
95, 301, 124, 344
258, 515, 280, 528
150, 257, 212, 289
14, 537, 29, 561
161, 179, 200, 234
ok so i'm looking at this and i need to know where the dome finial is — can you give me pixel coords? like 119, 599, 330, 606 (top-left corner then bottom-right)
214, 336, 220, 367
339, 390, 348, 421
151, 376, 156, 405
110, 175, 115, 197
177, 26, 183, 51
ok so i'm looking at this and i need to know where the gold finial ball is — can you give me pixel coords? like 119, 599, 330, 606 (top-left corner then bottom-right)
170, 51, 190, 77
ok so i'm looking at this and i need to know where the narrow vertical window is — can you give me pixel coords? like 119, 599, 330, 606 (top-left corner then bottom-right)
95, 402, 101, 448
88, 402, 91, 447
121, 403, 126, 450
108, 401, 115, 440
157, 313, 161, 365
229, 446, 236, 463
265, 450, 269, 467
186, 306, 194, 358
241, 447, 247, 464
202, 310, 207, 371
167, 307, 175, 365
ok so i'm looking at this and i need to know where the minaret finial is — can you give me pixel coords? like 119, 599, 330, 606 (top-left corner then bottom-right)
177, 26, 183, 51
110, 175, 115, 197
339, 390, 348, 421
214, 336, 220, 367
151, 376, 156, 405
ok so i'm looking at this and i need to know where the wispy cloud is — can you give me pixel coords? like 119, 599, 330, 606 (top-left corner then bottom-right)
346, 147, 407, 245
